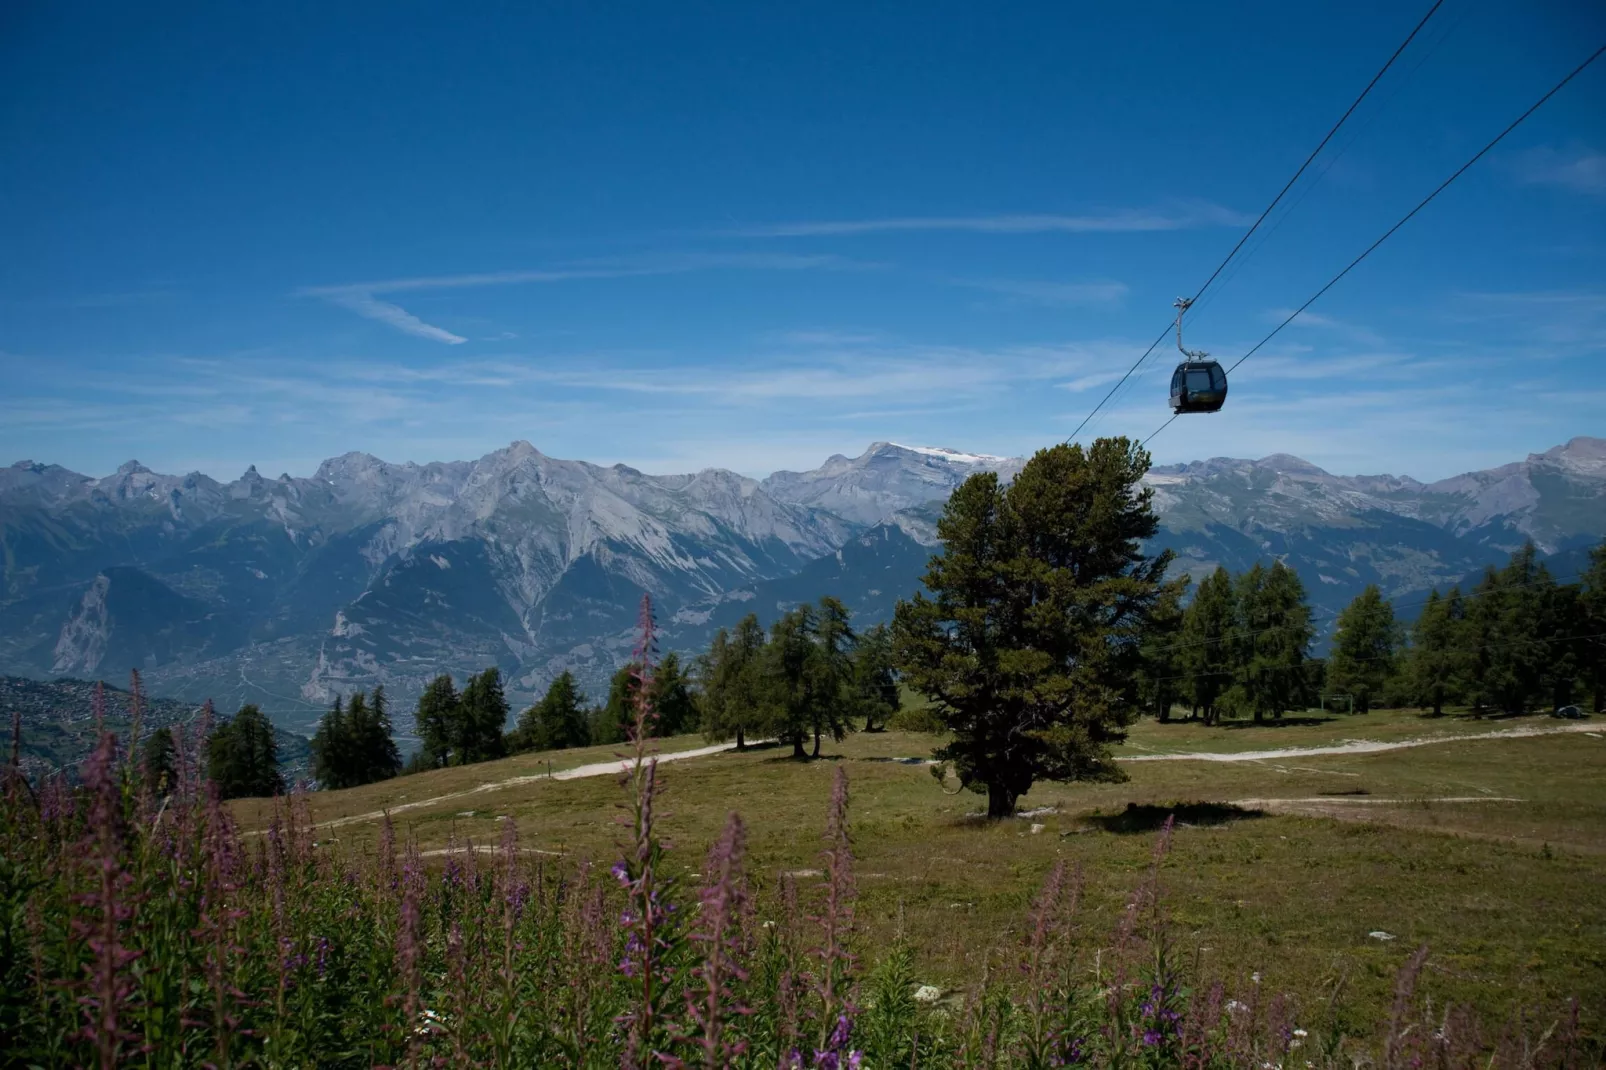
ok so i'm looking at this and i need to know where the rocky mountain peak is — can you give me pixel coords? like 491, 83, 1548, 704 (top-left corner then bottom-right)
1254, 453, 1330, 477
760, 441, 1024, 527
1538, 436, 1606, 476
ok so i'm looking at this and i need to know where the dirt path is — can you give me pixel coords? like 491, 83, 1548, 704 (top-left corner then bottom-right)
310, 723, 1601, 833
1119, 721, 1602, 763
313, 741, 751, 831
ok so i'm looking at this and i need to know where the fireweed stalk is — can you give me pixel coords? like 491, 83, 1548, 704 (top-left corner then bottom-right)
812, 765, 862, 1069
671, 811, 751, 1069
615, 592, 685, 1068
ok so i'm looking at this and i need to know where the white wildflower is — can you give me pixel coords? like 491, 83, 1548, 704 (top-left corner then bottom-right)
914, 985, 942, 1004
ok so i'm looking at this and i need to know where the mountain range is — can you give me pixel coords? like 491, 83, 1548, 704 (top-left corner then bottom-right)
2, 437, 1602, 741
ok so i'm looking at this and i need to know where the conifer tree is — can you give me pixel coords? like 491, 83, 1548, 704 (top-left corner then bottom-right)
649, 652, 698, 737
459, 668, 511, 764
414, 674, 462, 769
1327, 584, 1399, 713
763, 605, 822, 760
700, 614, 767, 750
311, 689, 402, 788
850, 621, 900, 732
1138, 576, 1189, 722
310, 695, 350, 787
207, 703, 283, 800
360, 685, 403, 782
603, 662, 643, 743
510, 671, 591, 752
1465, 544, 1551, 713
808, 596, 857, 756
893, 438, 1170, 818
1235, 561, 1314, 722
1405, 587, 1466, 716
1582, 541, 1606, 712
141, 725, 176, 795
1181, 566, 1236, 725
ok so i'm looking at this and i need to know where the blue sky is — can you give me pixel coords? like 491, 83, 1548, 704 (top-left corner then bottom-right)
2, 1, 1603, 483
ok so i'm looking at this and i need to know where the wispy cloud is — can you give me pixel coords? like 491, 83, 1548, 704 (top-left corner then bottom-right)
719, 201, 1251, 238
1511, 144, 1606, 196
299, 252, 868, 343
321, 291, 470, 344
962, 278, 1129, 308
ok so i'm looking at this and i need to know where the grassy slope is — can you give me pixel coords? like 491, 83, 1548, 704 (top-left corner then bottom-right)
234, 709, 1606, 1029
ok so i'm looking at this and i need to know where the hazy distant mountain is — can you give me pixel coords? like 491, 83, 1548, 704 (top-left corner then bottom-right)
1, 437, 1601, 736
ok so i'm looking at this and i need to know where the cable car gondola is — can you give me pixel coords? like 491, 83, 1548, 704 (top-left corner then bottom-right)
1168, 297, 1228, 415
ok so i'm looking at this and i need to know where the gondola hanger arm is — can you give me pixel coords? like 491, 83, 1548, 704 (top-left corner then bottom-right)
1173, 297, 1209, 360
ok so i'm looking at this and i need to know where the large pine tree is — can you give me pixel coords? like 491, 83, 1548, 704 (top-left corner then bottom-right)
893, 438, 1170, 818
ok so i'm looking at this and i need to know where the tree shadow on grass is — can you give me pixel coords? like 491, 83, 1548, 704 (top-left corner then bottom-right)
760, 751, 845, 764
1221, 716, 1333, 730
1087, 801, 1264, 834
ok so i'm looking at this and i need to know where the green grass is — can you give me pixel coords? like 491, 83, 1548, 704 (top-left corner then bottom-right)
236, 709, 1606, 1030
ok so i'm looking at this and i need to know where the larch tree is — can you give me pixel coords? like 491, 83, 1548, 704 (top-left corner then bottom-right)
414, 674, 462, 769
893, 438, 1171, 819
1405, 587, 1466, 716
511, 671, 591, 752
700, 614, 768, 750
1465, 544, 1550, 713
1180, 566, 1237, 725
1582, 541, 1606, 712
1235, 561, 1314, 722
141, 725, 176, 796
207, 703, 283, 800
1327, 584, 1399, 713
850, 621, 900, 732
762, 604, 822, 760
809, 596, 857, 757
1138, 575, 1189, 722
459, 668, 511, 764
649, 652, 699, 737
